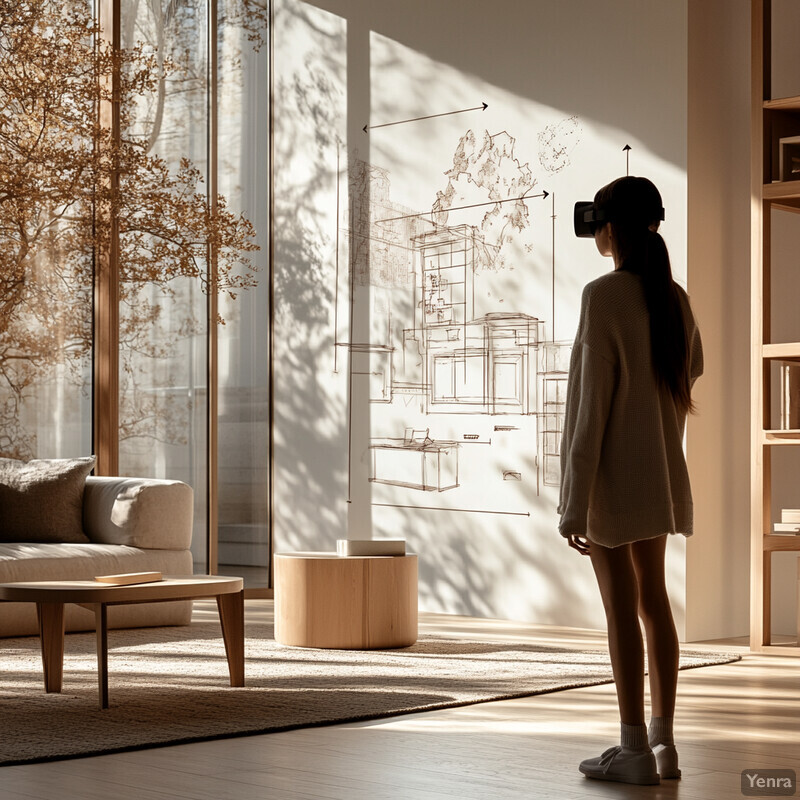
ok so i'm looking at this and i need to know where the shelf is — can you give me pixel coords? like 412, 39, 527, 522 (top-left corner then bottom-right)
764, 533, 800, 551
763, 181, 800, 204
764, 95, 800, 111
762, 430, 800, 444
762, 342, 800, 359
751, 0, 799, 658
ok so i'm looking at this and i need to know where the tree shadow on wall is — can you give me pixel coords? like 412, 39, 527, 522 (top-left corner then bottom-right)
271, 0, 349, 551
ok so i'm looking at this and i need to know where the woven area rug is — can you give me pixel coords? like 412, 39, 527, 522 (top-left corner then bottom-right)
0, 616, 740, 767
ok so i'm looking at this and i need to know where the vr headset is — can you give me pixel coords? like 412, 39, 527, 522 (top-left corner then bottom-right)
573, 201, 665, 238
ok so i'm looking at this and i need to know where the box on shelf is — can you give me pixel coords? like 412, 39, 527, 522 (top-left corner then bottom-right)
773, 523, 800, 535
779, 135, 800, 182
336, 539, 406, 557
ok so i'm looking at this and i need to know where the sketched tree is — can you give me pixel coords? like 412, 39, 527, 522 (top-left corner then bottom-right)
0, 0, 263, 459
432, 130, 536, 271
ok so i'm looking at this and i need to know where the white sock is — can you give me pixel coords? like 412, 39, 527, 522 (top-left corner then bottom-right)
648, 716, 675, 746
620, 722, 649, 752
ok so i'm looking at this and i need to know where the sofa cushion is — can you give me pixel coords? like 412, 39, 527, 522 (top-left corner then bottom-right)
0, 541, 193, 582
83, 476, 193, 549
0, 456, 95, 544
0, 542, 194, 637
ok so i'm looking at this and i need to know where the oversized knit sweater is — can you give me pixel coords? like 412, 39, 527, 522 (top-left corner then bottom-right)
557, 270, 703, 547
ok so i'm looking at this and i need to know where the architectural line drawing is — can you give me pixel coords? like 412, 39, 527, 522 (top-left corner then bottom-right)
372, 502, 531, 518
378, 191, 547, 225
550, 191, 557, 341
338, 119, 584, 509
348, 158, 428, 289
364, 102, 488, 132
369, 428, 459, 492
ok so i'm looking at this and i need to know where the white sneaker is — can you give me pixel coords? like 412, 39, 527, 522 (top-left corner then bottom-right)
579, 746, 660, 785
652, 742, 681, 779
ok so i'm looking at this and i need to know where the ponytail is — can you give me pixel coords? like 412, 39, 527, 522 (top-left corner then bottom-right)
619, 228, 694, 416
594, 177, 695, 416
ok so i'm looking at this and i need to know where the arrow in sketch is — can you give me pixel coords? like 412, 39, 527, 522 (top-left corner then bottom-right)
379, 190, 549, 224
363, 102, 488, 133
623, 143, 631, 175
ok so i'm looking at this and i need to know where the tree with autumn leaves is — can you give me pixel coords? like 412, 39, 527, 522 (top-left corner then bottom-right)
0, 0, 264, 459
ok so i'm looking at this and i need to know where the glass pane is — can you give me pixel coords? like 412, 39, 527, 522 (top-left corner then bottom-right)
0, 1, 93, 461
217, 0, 271, 589
119, 0, 210, 573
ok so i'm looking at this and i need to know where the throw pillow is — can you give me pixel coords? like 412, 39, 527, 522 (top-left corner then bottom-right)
0, 456, 95, 543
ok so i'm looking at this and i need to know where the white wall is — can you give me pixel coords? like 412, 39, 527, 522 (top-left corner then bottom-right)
685, 0, 752, 642
270, 0, 799, 642
273, 0, 690, 632
271, 1, 350, 557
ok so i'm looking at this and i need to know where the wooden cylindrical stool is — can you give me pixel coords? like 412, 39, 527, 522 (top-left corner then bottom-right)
274, 552, 418, 649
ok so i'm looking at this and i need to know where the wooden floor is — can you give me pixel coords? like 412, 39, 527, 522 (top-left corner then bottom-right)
3, 601, 798, 800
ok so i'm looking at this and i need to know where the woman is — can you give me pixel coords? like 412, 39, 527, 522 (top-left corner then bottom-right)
558, 176, 703, 786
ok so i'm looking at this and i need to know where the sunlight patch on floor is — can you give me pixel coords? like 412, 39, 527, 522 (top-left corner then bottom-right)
350, 717, 604, 735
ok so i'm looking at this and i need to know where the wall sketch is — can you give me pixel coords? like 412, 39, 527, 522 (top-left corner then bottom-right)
274, 0, 689, 629
339, 121, 582, 504
370, 428, 459, 492
538, 115, 581, 174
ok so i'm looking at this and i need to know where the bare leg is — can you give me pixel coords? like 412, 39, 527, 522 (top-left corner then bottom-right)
589, 541, 644, 726
631, 534, 679, 718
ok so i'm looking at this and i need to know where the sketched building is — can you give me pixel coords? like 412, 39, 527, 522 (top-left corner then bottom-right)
406, 225, 542, 416
395, 223, 571, 487
352, 169, 572, 490
540, 340, 571, 486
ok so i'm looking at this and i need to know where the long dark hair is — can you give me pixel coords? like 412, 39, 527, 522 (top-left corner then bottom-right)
594, 176, 695, 415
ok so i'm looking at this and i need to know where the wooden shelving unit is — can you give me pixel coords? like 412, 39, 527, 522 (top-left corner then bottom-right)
751, 0, 800, 655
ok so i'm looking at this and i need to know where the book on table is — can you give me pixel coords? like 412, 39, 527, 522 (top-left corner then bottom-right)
94, 571, 163, 585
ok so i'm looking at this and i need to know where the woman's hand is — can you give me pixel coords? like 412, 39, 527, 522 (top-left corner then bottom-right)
567, 534, 591, 556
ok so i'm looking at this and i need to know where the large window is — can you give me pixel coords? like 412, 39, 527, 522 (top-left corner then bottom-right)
0, 1, 95, 462
119, 0, 212, 573
216, 0, 271, 587
1, 0, 271, 588
116, 0, 270, 584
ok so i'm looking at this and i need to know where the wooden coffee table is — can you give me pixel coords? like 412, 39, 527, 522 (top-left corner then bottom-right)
0, 575, 244, 708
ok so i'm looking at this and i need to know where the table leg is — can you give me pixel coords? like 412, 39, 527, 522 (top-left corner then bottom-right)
93, 603, 109, 709
36, 602, 65, 693
216, 590, 245, 687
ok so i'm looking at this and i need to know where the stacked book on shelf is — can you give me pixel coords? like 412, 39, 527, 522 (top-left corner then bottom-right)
773, 509, 800, 535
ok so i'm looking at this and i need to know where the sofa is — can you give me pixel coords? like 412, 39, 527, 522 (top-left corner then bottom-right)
0, 461, 195, 637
